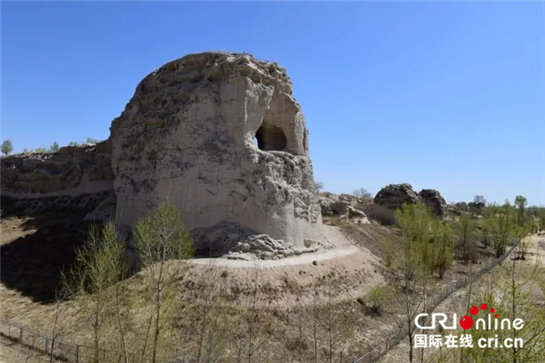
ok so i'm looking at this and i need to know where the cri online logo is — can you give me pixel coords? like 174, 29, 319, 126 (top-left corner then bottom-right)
415, 303, 524, 331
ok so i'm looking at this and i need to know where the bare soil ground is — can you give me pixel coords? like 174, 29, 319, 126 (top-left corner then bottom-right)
0, 213, 525, 362
0, 335, 55, 363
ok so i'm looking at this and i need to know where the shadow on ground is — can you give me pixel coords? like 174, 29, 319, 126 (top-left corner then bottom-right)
1, 213, 91, 304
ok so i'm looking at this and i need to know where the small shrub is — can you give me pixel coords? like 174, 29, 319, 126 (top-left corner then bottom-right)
381, 238, 398, 267
366, 285, 390, 315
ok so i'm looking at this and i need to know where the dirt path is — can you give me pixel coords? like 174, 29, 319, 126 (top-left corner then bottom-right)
191, 225, 359, 268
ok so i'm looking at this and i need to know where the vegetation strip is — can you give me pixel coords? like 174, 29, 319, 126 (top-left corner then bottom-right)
351, 239, 521, 363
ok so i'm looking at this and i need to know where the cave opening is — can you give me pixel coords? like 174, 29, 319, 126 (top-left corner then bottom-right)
255, 124, 287, 151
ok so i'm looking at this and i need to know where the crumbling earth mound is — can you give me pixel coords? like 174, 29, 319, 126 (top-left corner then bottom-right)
110, 52, 323, 254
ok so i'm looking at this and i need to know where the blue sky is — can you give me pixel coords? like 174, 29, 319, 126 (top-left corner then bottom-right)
2, 2, 544, 206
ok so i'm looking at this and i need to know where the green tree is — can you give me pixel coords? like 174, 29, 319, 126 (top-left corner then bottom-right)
1, 139, 13, 156
514, 195, 528, 226
381, 237, 399, 268
539, 209, 545, 232
433, 221, 454, 278
481, 217, 494, 248
133, 201, 195, 363
48, 141, 60, 153
488, 202, 516, 257
456, 214, 477, 263
62, 222, 127, 363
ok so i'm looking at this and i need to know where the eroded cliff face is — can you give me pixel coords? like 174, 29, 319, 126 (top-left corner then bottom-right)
110, 52, 323, 253
1, 141, 114, 216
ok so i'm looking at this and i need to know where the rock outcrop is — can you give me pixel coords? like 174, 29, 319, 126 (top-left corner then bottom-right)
318, 193, 370, 224
419, 189, 448, 218
318, 195, 350, 217
373, 183, 448, 219
374, 183, 421, 209
1, 141, 113, 196
110, 52, 323, 252
1, 141, 114, 216
454, 202, 469, 211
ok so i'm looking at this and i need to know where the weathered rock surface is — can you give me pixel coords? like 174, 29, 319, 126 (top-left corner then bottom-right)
318, 193, 370, 223
1, 141, 113, 197
374, 183, 421, 209
1, 190, 114, 217
373, 183, 448, 219
110, 52, 323, 252
419, 189, 448, 218
454, 202, 469, 211
83, 193, 117, 222
1, 142, 114, 216
227, 234, 322, 261
319, 196, 350, 217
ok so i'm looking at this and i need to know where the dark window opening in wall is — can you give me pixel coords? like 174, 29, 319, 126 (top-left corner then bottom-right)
255, 125, 287, 151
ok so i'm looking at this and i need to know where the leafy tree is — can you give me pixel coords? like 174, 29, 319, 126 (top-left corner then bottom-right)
455, 214, 477, 263
394, 245, 434, 363
68, 141, 79, 146
35, 147, 46, 154
381, 237, 399, 268
395, 203, 454, 279
62, 222, 127, 363
539, 209, 545, 232
481, 217, 494, 248
366, 285, 391, 315
133, 201, 195, 363
487, 201, 516, 257
48, 141, 60, 153
86, 137, 99, 144
432, 220, 454, 278
395, 203, 434, 253
1, 139, 13, 156
514, 195, 528, 226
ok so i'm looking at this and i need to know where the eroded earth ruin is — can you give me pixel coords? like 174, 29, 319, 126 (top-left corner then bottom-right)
1, 52, 324, 259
